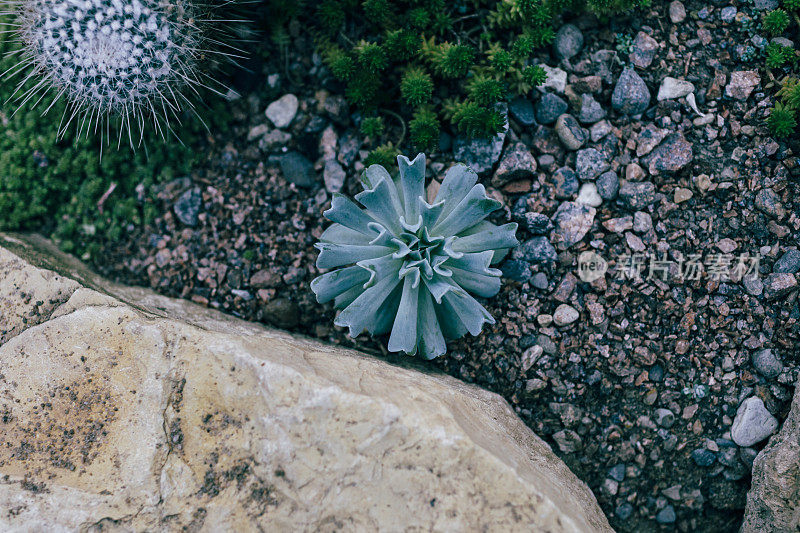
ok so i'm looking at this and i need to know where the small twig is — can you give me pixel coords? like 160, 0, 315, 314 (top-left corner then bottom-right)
96, 182, 117, 214
381, 108, 407, 147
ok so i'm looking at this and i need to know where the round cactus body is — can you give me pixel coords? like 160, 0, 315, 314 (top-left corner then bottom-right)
3, 0, 239, 142
18, 0, 193, 116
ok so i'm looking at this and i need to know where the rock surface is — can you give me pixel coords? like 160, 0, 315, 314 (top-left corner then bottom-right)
0, 234, 611, 533
742, 376, 800, 532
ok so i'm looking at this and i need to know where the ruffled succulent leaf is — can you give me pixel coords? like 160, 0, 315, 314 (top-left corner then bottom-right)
311, 153, 518, 359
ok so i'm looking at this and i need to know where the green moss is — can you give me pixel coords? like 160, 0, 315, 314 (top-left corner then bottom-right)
401, 68, 434, 107
767, 102, 797, 137
360, 116, 386, 138
364, 143, 400, 168
409, 107, 441, 151
763, 9, 791, 36
766, 43, 796, 69
312, 0, 645, 142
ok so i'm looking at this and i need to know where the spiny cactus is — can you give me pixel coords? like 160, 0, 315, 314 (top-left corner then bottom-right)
311, 153, 518, 359
2, 0, 239, 144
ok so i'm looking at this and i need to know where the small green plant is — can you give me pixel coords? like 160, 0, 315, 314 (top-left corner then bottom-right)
400, 68, 434, 107
409, 108, 440, 151
768, 77, 799, 138
361, 117, 386, 139
778, 77, 800, 108
364, 143, 401, 168
784, 0, 800, 11
766, 43, 796, 69
760, 0, 799, 138
307, 0, 650, 151
763, 9, 791, 35
767, 102, 798, 137
311, 153, 518, 359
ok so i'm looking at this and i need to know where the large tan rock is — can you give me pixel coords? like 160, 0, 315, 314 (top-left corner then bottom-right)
742, 375, 800, 533
0, 233, 611, 532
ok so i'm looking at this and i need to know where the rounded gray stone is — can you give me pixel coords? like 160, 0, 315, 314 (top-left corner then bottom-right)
553, 24, 584, 60
731, 397, 779, 447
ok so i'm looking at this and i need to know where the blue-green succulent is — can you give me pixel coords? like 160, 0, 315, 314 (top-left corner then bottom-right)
311, 153, 519, 359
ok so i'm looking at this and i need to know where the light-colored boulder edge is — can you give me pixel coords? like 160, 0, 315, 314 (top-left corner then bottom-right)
0, 233, 612, 532
742, 377, 800, 532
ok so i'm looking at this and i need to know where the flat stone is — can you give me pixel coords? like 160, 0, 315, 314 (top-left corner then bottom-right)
555, 114, 587, 150
535, 93, 569, 125
522, 212, 555, 235
323, 159, 346, 193
578, 93, 606, 124
573, 76, 603, 93
753, 0, 779, 10
552, 201, 596, 250
669, 0, 686, 22
742, 375, 800, 532
590, 120, 612, 142
633, 211, 653, 233
603, 216, 633, 234
531, 126, 565, 155
657, 77, 696, 101
608, 464, 626, 482
774, 250, 800, 274
732, 397, 779, 447
493, 142, 537, 187
551, 167, 580, 199
265, 93, 299, 129
642, 133, 694, 174
552, 429, 583, 453
514, 236, 558, 263
656, 506, 677, 524
691, 449, 717, 467
630, 31, 659, 68
636, 124, 668, 157
509, 97, 536, 126
752, 348, 783, 379
0, 234, 613, 533
174, 187, 202, 227
259, 129, 292, 152
674, 187, 693, 203
453, 128, 507, 175
280, 151, 318, 188
755, 188, 786, 218
720, 6, 737, 22
726, 71, 761, 101
531, 272, 549, 290
619, 181, 656, 210
655, 408, 675, 428
596, 171, 619, 200
576, 183, 602, 207
553, 24, 583, 60
612, 68, 651, 115
502, 259, 532, 283
763, 273, 798, 300
538, 65, 567, 94
553, 304, 580, 326
576, 148, 610, 181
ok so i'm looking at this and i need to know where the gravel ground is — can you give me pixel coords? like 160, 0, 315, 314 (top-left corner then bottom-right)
90, 1, 799, 531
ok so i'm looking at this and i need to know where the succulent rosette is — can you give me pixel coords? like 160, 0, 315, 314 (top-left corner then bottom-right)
311, 153, 518, 359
